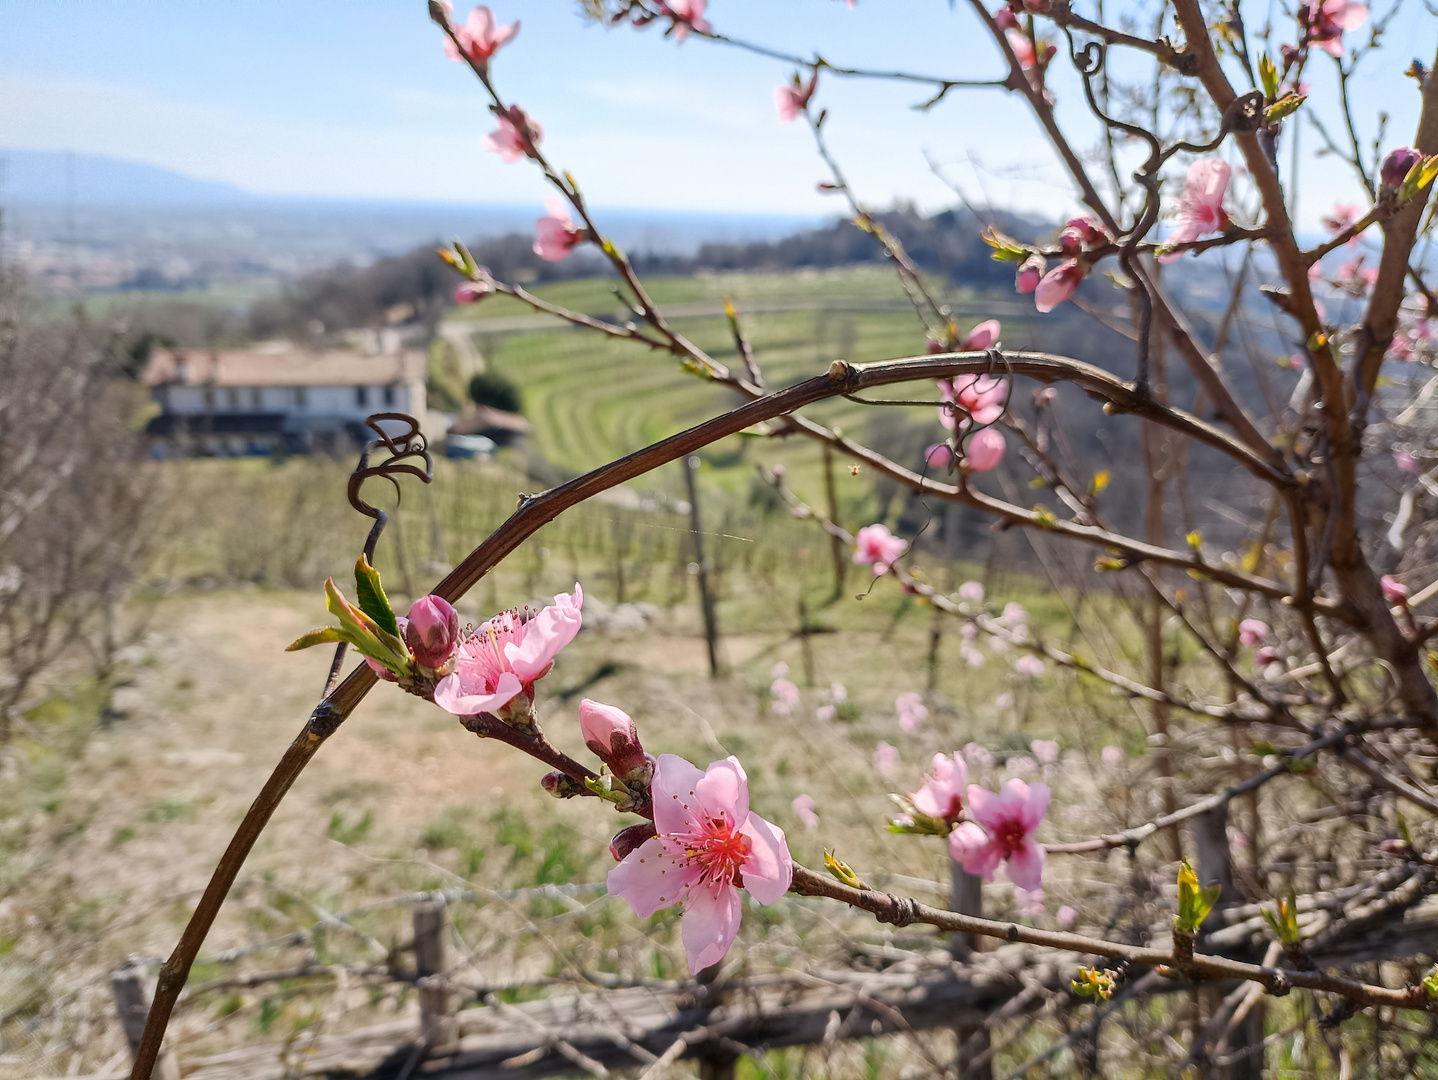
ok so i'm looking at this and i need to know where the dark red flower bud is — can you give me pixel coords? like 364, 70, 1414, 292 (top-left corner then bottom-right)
609, 821, 659, 861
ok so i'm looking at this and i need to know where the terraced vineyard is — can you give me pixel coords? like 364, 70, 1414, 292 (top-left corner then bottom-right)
450, 267, 1042, 500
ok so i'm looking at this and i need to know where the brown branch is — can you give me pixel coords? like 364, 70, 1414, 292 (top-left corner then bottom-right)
788, 866, 1432, 1014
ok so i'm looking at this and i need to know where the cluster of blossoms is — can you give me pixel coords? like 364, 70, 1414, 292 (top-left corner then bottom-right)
900, 751, 1052, 893
852, 523, 907, 577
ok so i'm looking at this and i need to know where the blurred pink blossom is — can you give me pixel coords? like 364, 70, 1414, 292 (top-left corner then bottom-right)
853, 523, 907, 575
994, 692, 1014, 710
911, 752, 968, 823
959, 581, 985, 604
1302, 0, 1368, 56
792, 794, 820, 830
1015, 886, 1045, 917
815, 704, 837, 722
965, 428, 1006, 472
964, 742, 996, 770
1381, 575, 1410, 605
1395, 451, 1419, 474
1101, 745, 1123, 766
533, 197, 585, 261
874, 741, 900, 776
949, 778, 1051, 890
1015, 654, 1044, 678
896, 691, 928, 731
1159, 159, 1231, 262
960, 644, 986, 667
443, 5, 519, 64
482, 106, 541, 162
1031, 739, 1059, 765
1238, 618, 1271, 646
1057, 904, 1078, 928
1034, 259, 1084, 312
925, 443, 954, 468
830, 683, 847, 703
453, 281, 494, 303
775, 70, 818, 122
661, 0, 711, 40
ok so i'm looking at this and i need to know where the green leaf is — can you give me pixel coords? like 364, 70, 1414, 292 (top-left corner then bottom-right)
1261, 891, 1301, 945
353, 556, 399, 639
285, 627, 347, 652
324, 578, 409, 675
1175, 859, 1222, 934
1072, 967, 1115, 1000
1258, 53, 1279, 99
824, 849, 869, 891
1401, 155, 1438, 201
981, 226, 1029, 263
1089, 469, 1111, 496
1264, 93, 1306, 124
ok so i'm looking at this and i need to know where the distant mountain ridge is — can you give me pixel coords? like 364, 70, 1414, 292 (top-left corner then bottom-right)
2, 149, 258, 207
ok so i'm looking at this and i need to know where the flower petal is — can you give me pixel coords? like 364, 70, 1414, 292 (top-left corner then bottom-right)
431, 668, 522, 717
694, 756, 749, 827
651, 753, 708, 836
1019, 781, 1052, 832
949, 822, 1002, 880
503, 584, 583, 681
606, 836, 692, 918
1004, 837, 1046, 891
680, 880, 742, 973
737, 813, 792, 904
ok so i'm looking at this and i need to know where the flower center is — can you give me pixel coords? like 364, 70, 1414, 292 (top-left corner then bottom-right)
680, 816, 750, 887
994, 819, 1027, 857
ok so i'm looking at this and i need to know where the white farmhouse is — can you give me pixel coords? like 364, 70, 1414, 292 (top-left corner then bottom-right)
143, 342, 428, 457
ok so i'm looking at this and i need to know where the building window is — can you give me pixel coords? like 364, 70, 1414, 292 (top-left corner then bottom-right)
383, 385, 395, 407
251, 388, 263, 409
226, 388, 240, 409
294, 387, 307, 408
356, 386, 369, 408
203, 388, 215, 410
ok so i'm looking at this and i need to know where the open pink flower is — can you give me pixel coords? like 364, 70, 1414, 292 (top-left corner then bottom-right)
1015, 654, 1044, 678
1159, 159, 1231, 262
1238, 618, 1270, 647
792, 794, 820, 830
955, 374, 1008, 424
1034, 259, 1084, 312
432, 584, 583, 716
534, 197, 586, 262
454, 281, 494, 304
608, 754, 792, 973
1302, 0, 1368, 56
775, 70, 818, 122
660, 0, 711, 40
948, 778, 1051, 890
959, 581, 984, 604
911, 752, 968, 823
444, 5, 520, 64
853, 523, 906, 575
482, 106, 541, 163
964, 428, 1006, 473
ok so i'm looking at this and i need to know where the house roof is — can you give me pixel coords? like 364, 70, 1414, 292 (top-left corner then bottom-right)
448, 405, 532, 436
145, 343, 425, 388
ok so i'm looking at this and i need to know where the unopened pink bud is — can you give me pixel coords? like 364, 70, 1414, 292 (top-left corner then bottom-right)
406, 595, 459, 670
1381, 146, 1422, 190
1254, 645, 1281, 667
925, 443, 954, 468
609, 821, 658, 861
993, 5, 1019, 28
964, 428, 1006, 472
541, 771, 584, 799
579, 698, 648, 778
1381, 575, 1410, 605
1015, 254, 1045, 294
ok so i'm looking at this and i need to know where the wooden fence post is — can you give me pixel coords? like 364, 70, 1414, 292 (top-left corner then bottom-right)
823, 443, 847, 599
950, 863, 992, 1079
1194, 802, 1263, 1080
414, 902, 459, 1056
684, 454, 721, 677
111, 969, 180, 1080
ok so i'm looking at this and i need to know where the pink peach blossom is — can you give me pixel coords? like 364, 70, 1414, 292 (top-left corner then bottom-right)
579, 698, 647, 778
482, 106, 542, 163
896, 691, 927, 731
1057, 904, 1078, 928
661, 0, 712, 40
925, 443, 954, 468
406, 595, 459, 670
433, 584, 583, 716
911, 752, 968, 823
1030, 739, 1059, 765
534, 197, 585, 262
948, 778, 1051, 890
1015, 255, 1045, 294
993, 5, 1019, 28
1238, 618, 1270, 646
815, 704, 837, 722
1381, 146, 1422, 190
1101, 745, 1123, 766
1303, 0, 1368, 56
961, 319, 1002, 351
1002, 602, 1027, 625
454, 281, 494, 303
853, 523, 907, 575
1254, 645, 1281, 667
444, 5, 520, 64
960, 644, 986, 667
874, 741, 899, 776
964, 428, 1006, 473
964, 742, 995, 771
792, 793, 820, 830
771, 678, 800, 708
775, 70, 818, 122
608, 754, 792, 972
1034, 259, 1084, 312
1015, 654, 1044, 678
959, 581, 984, 604
830, 683, 847, 703
993, 691, 1014, 709
1015, 886, 1044, 917
1395, 451, 1419, 474
1381, 575, 1410, 605
1321, 202, 1363, 246
1159, 159, 1230, 262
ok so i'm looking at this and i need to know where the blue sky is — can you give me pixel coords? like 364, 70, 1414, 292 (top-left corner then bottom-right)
0, 1, 1431, 230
